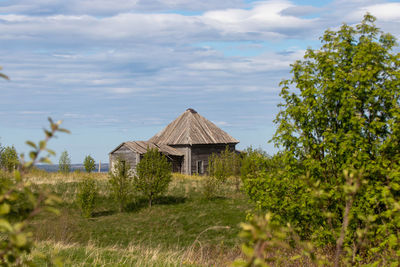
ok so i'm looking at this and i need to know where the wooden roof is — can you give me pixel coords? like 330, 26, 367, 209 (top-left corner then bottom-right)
110, 141, 184, 156
148, 108, 239, 145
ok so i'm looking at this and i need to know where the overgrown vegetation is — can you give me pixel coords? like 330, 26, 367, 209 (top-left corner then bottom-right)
0, 145, 19, 172
108, 158, 133, 212
0, 116, 69, 266
238, 14, 400, 266
58, 150, 71, 174
134, 148, 172, 207
83, 155, 95, 173
24, 172, 251, 266
76, 176, 98, 218
206, 146, 241, 198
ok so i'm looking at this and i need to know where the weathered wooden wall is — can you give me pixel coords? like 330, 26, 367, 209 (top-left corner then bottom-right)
190, 144, 236, 175
109, 144, 139, 171
110, 143, 236, 175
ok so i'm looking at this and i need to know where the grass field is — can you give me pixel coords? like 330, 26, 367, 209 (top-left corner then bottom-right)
25, 171, 252, 266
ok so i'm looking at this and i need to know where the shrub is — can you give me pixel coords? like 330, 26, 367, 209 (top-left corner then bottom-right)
208, 146, 241, 192
77, 176, 98, 218
0, 116, 68, 266
108, 158, 133, 212
0, 145, 19, 172
58, 150, 71, 174
201, 175, 221, 199
0, 70, 66, 265
240, 147, 270, 181
83, 155, 95, 173
134, 148, 172, 207
239, 14, 400, 265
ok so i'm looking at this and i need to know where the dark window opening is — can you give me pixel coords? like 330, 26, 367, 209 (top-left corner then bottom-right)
197, 160, 204, 174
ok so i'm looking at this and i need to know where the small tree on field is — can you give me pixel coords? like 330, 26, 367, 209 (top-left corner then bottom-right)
134, 148, 172, 207
0, 146, 19, 172
108, 158, 132, 212
58, 150, 71, 174
83, 155, 95, 173
208, 146, 241, 191
77, 176, 98, 218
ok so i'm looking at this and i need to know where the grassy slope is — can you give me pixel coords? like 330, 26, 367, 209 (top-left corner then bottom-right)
27, 172, 251, 266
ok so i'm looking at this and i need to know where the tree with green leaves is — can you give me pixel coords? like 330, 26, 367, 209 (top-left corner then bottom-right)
83, 155, 95, 173
239, 14, 400, 265
108, 158, 133, 212
0, 145, 19, 172
208, 146, 241, 192
58, 150, 71, 174
77, 176, 98, 218
134, 148, 172, 207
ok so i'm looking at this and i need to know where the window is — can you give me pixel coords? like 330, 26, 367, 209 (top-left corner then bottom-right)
197, 160, 204, 174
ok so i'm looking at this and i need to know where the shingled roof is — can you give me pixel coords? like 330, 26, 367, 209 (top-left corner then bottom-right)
110, 141, 184, 156
148, 108, 239, 145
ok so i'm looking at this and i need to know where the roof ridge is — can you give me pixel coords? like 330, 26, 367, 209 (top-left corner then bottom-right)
148, 109, 239, 145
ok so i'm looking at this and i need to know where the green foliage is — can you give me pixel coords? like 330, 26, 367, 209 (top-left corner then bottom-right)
208, 146, 233, 183
108, 158, 133, 212
83, 155, 95, 173
208, 146, 241, 193
240, 147, 270, 181
58, 150, 71, 174
201, 175, 221, 199
134, 148, 172, 207
77, 176, 98, 218
240, 14, 400, 265
0, 146, 19, 172
234, 213, 328, 267
0, 117, 67, 266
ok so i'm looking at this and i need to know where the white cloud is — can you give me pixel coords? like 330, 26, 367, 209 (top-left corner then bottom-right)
0, 0, 246, 15
0, 1, 319, 45
350, 3, 400, 21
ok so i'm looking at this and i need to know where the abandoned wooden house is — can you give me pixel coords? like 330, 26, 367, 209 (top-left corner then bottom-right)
109, 108, 239, 175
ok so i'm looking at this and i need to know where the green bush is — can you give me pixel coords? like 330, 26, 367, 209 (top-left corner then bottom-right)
83, 155, 95, 173
77, 176, 98, 218
58, 150, 71, 174
0, 116, 67, 266
208, 146, 241, 192
0, 70, 66, 265
239, 14, 400, 265
0, 145, 19, 172
201, 175, 220, 199
108, 159, 133, 212
240, 147, 270, 181
134, 148, 172, 207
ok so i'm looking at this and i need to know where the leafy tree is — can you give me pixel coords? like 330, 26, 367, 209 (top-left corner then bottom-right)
240, 14, 400, 265
208, 146, 231, 183
0, 145, 19, 172
77, 176, 98, 218
0, 141, 3, 159
208, 146, 241, 191
58, 150, 71, 174
240, 147, 270, 181
134, 148, 172, 207
108, 158, 133, 212
83, 155, 96, 173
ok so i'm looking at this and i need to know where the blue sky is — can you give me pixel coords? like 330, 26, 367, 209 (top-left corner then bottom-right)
0, 0, 400, 164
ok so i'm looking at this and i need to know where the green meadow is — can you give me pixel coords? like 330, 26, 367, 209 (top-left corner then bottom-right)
26, 171, 252, 266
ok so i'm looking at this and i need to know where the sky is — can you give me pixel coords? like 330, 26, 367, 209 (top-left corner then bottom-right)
0, 0, 400, 164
